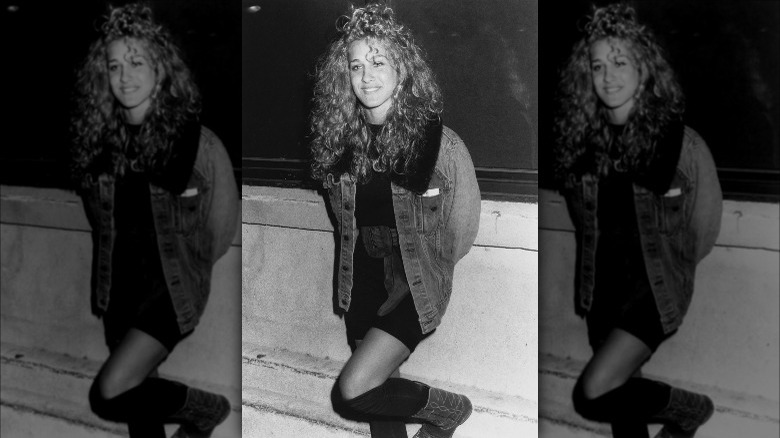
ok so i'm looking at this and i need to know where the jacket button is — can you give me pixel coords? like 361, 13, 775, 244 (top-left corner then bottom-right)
344, 202, 352, 210
342, 266, 349, 272
343, 235, 350, 241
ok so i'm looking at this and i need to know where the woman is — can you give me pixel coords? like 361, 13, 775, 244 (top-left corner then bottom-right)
70, 4, 238, 438
310, 4, 481, 438
553, 4, 722, 438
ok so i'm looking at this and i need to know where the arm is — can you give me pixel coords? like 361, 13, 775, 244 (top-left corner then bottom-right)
203, 129, 239, 263
443, 138, 481, 264
686, 130, 723, 263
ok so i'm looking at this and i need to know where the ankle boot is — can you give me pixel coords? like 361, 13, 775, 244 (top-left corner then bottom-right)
411, 386, 472, 438
652, 387, 714, 438
170, 387, 231, 438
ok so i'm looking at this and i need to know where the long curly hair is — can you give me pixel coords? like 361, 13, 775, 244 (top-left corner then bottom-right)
553, 3, 684, 187
310, 3, 443, 184
71, 3, 201, 188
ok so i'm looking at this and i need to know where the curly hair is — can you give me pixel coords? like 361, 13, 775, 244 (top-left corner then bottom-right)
310, 3, 443, 184
70, 3, 201, 188
553, 3, 684, 187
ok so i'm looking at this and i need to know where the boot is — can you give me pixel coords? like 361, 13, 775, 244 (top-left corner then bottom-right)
170, 387, 231, 438
652, 387, 714, 438
411, 386, 472, 438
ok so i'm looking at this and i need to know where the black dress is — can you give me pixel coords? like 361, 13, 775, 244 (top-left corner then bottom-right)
586, 128, 669, 352
344, 125, 433, 353
102, 126, 187, 352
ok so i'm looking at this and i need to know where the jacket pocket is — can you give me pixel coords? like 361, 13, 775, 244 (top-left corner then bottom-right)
418, 190, 444, 235
655, 179, 687, 235
175, 187, 203, 235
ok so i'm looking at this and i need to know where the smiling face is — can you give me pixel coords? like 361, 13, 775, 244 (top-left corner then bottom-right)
107, 38, 158, 124
590, 38, 641, 125
348, 38, 399, 124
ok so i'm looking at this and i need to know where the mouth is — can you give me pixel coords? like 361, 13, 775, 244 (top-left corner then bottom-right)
603, 86, 622, 94
362, 87, 381, 94
120, 86, 139, 94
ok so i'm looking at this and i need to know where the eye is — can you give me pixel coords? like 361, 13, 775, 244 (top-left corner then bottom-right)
591, 64, 602, 72
373, 61, 384, 67
108, 64, 119, 72
350, 64, 362, 72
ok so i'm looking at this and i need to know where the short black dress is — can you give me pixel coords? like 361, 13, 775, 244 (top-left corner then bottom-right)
586, 148, 670, 352
102, 131, 189, 352
344, 127, 434, 353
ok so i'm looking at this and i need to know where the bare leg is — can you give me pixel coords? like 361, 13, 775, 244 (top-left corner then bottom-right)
340, 328, 411, 400
573, 328, 671, 437
94, 328, 170, 400
579, 328, 652, 400
89, 328, 183, 438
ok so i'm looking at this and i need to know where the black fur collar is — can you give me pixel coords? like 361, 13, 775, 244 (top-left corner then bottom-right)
330, 118, 443, 194
634, 121, 684, 195
149, 120, 200, 195
390, 118, 443, 194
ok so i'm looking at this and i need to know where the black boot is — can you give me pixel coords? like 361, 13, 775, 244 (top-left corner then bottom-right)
411, 386, 472, 438
652, 387, 714, 438
170, 387, 231, 438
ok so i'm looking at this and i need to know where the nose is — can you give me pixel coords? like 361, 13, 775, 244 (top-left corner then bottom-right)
361, 67, 374, 83
120, 66, 131, 84
604, 65, 616, 83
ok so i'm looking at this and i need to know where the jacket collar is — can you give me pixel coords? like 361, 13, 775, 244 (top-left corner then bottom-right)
149, 120, 201, 195
390, 118, 442, 194
634, 120, 684, 195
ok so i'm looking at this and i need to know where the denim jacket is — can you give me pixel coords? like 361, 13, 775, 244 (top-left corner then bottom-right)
82, 126, 239, 333
325, 123, 481, 334
564, 125, 722, 333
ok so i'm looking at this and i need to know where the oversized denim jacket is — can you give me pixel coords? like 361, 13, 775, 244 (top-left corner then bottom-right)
82, 126, 239, 333
564, 126, 722, 333
325, 124, 481, 334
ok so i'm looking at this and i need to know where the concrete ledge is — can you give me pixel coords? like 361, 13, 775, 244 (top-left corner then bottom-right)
241, 185, 538, 251
0, 342, 240, 438
242, 342, 538, 438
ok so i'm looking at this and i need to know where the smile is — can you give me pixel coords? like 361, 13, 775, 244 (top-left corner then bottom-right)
120, 87, 139, 94
603, 86, 622, 94
362, 87, 381, 94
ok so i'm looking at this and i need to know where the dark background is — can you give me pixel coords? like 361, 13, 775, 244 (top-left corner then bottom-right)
242, 0, 539, 200
538, 0, 780, 200
3, 0, 777, 201
1, 0, 241, 189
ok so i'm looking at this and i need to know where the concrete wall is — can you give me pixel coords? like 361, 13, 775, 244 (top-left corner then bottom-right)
241, 185, 539, 403
0, 185, 241, 437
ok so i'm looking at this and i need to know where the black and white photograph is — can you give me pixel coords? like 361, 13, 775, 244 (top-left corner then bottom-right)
241, 0, 539, 436
538, 0, 779, 436
1, 1, 241, 436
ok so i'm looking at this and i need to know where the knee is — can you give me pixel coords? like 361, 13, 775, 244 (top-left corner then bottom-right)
573, 376, 612, 421
89, 379, 116, 420
338, 368, 380, 401
578, 367, 618, 401
89, 371, 138, 420
572, 380, 599, 420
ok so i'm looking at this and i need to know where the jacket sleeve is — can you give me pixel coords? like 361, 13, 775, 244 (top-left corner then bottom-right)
686, 129, 722, 263
444, 139, 481, 263
203, 129, 239, 263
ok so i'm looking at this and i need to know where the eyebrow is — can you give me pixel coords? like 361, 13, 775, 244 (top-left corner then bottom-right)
349, 54, 388, 62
